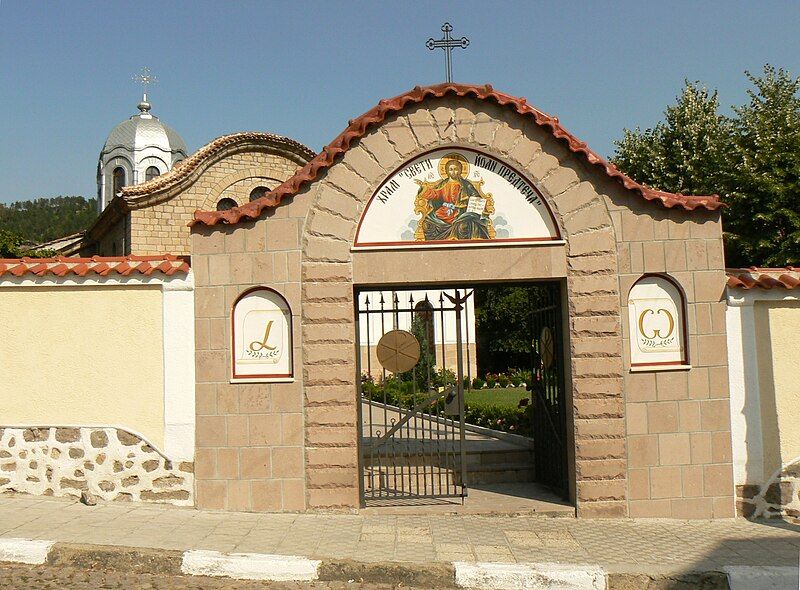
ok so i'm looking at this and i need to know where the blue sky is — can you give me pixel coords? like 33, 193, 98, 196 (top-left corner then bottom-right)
1, 1, 799, 204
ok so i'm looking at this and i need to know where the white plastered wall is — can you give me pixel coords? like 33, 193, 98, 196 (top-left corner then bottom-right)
727, 287, 800, 487
0, 272, 195, 461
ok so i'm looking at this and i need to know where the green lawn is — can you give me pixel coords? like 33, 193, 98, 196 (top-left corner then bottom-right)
464, 386, 530, 409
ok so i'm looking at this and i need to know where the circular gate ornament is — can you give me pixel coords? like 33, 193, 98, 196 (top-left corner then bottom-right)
540, 326, 555, 369
376, 330, 421, 373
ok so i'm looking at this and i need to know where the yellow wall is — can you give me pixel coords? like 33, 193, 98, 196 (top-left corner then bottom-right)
756, 300, 800, 477
0, 286, 165, 448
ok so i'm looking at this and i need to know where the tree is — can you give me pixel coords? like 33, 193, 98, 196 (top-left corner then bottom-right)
612, 65, 800, 267
0, 229, 54, 258
0, 230, 24, 258
474, 286, 552, 375
726, 66, 800, 266
613, 81, 733, 199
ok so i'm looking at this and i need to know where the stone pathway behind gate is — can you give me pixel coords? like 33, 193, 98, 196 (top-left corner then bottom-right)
0, 495, 798, 575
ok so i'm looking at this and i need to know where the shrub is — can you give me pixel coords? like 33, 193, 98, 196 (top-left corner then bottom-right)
464, 403, 534, 438
472, 377, 485, 389
498, 374, 510, 388
510, 368, 532, 386
435, 367, 457, 388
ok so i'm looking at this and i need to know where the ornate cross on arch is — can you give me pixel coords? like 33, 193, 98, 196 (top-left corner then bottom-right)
426, 22, 470, 83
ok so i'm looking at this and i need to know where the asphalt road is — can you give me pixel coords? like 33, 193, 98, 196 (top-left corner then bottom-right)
0, 563, 435, 590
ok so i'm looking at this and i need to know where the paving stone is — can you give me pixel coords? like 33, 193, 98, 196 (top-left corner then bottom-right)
0, 494, 798, 573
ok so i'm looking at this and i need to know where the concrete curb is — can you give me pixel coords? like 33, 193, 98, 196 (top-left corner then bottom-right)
455, 562, 605, 589
0, 538, 54, 565
0, 538, 736, 588
182, 550, 320, 581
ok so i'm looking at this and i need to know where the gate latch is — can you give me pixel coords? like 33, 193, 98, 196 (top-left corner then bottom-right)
442, 385, 459, 416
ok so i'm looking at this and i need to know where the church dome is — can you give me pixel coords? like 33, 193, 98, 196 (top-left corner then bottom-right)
101, 101, 187, 157
97, 99, 188, 214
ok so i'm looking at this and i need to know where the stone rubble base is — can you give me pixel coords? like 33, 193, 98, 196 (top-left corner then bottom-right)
0, 427, 193, 506
737, 458, 800, 523
0, 537, 748, 589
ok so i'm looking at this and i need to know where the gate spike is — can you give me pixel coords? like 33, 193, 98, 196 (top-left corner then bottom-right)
408, 292, 414, 306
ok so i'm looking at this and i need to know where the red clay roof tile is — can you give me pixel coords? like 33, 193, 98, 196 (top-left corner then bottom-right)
0, 255, 190, 279
190, 83, 723, 228
726, 267, 800, 290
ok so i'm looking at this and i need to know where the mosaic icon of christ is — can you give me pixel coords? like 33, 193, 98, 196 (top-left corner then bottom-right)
413, 153, 496, 241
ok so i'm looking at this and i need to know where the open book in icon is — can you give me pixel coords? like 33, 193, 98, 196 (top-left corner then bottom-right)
466, 196, 487, 215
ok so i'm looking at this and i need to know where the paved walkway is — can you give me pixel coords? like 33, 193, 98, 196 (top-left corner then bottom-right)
0, 495, 798, 574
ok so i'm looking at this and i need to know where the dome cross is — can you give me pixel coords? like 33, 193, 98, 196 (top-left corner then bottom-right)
132, 67, 157, 113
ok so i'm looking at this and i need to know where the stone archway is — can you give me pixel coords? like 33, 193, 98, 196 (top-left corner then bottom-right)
299, 96, 625, 517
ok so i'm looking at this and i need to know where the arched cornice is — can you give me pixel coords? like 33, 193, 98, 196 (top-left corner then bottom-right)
119, 132, 315, 209
84, 132, 314, 246
191, 83, 723, 228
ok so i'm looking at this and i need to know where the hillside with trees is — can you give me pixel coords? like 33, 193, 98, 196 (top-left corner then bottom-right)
0, 196, 96, 257
0, 196, 96, 242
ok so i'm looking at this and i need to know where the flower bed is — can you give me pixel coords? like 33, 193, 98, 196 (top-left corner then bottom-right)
361, 372, 534, 438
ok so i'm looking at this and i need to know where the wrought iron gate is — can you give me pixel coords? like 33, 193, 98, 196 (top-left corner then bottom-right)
356, 288, 472, 505
528, 284, 569, 499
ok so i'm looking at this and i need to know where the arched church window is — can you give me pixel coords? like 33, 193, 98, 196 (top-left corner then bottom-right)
216, 197, 238, 211
112, 167, 126, 195
145, 166, 160, 181
249, 186, 271, 202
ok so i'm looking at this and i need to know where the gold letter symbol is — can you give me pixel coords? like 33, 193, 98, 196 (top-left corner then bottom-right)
638, 308, 675, 340
249, 321, 277, 352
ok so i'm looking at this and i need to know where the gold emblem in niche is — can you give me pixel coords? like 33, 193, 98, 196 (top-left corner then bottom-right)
637, 309, 675, 340
249, 320, 277, 352
636, 307, 677, 350
242, 311, 283, 362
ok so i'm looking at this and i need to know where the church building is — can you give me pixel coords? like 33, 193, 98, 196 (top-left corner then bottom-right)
79, 90, 315, 257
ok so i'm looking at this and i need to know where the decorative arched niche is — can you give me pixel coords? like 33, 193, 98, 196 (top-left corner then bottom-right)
353, 147, 561, 249
231, 287, 293, 382
627, 274, 690, 371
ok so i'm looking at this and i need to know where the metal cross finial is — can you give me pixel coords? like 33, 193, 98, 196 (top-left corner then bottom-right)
132, 67, 157, 102
426, 22, 470, 83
